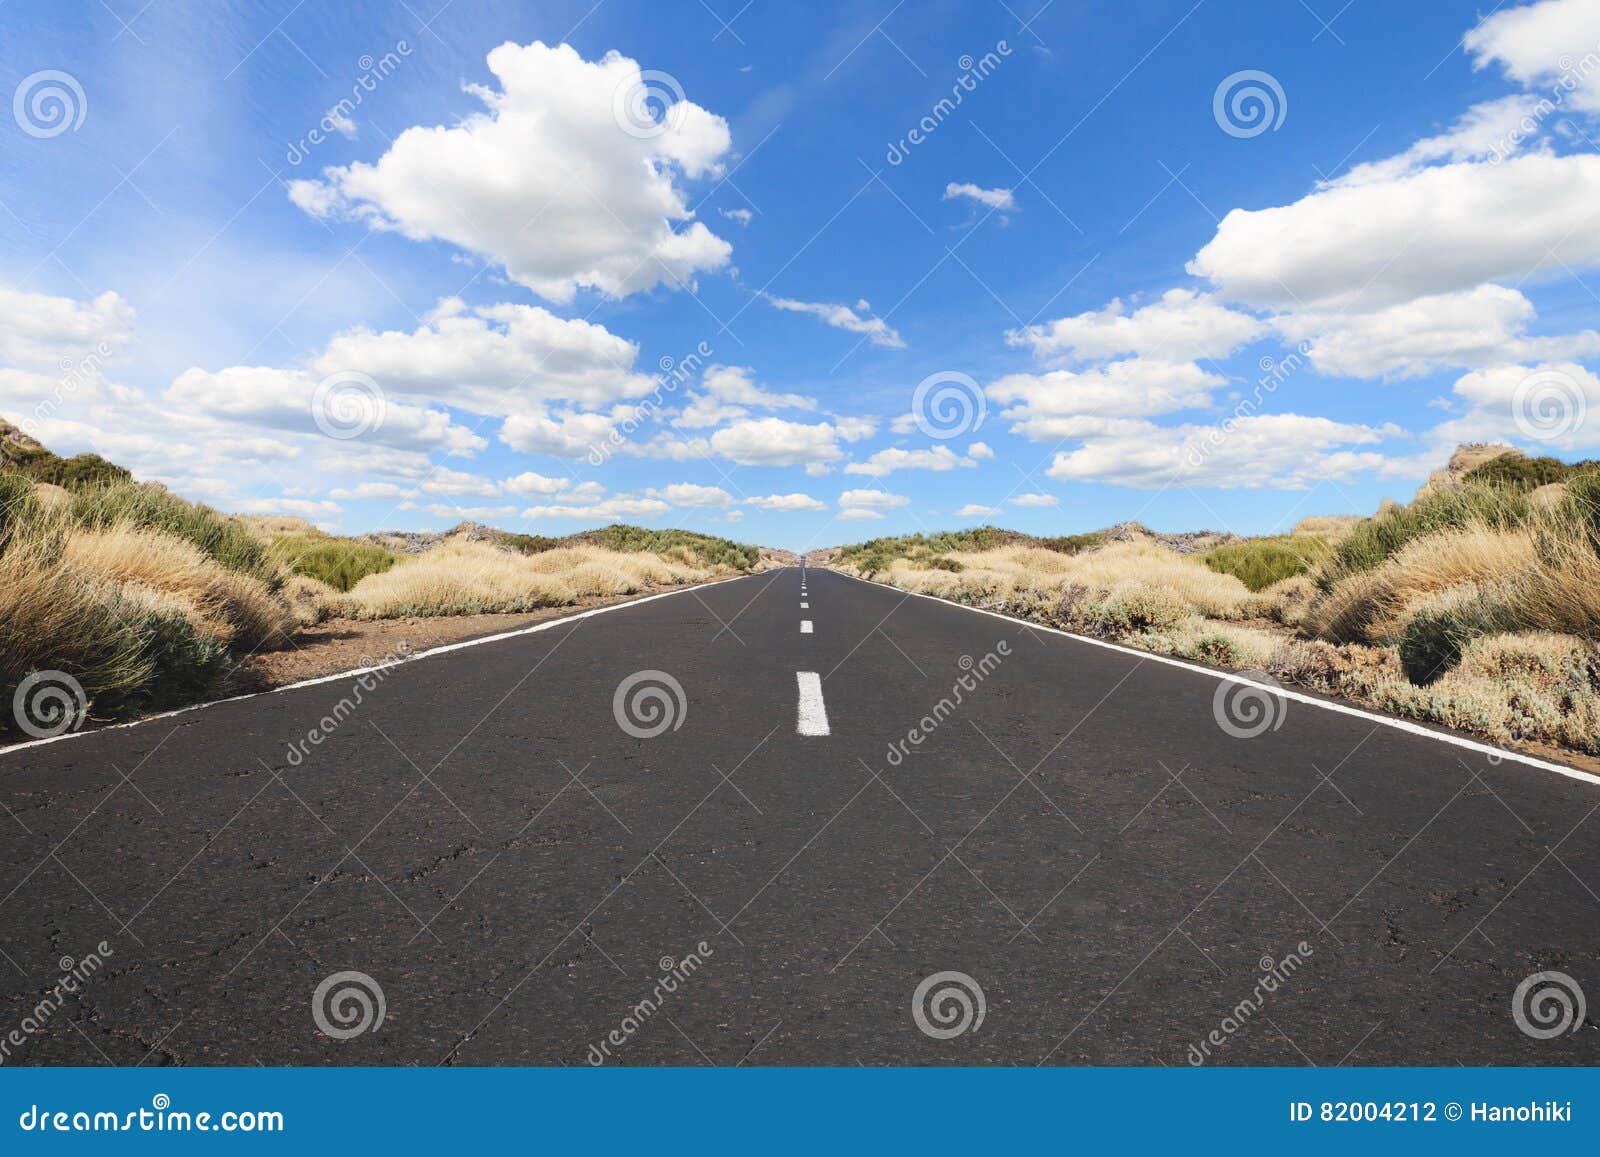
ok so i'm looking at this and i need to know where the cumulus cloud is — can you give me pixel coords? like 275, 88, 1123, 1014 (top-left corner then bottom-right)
651, 481, 736, 507
966, 441, 994, 459
743, 492, 825, 511
1045, 414, 1397, 489
288, 41, 734, 302
313, 297, 657, 413
955, 503, 1002, 517
764, 295, 905, 348
673, 364, 816, 429
709, 416, 873, 467
988, 359, 1221, 440
165, 365, 486, 455
1188, 153, 1600, 310
1274, 284, 1600, 378
837, 488, 909, 508
1429, 362, 1600, 452
1466, 0, 1600, 113
1010, 492, 1059, 507
0, 287, 135, 369
837, 507, 884, 520
719, 207, 753, 226
943, 182, 1016, 211
842, 444, 985, 476
1007, 290, 1264, 363
521, 496, 672, 520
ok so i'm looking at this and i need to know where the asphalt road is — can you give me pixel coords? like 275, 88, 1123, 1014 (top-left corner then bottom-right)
2, 565, 1597, 1066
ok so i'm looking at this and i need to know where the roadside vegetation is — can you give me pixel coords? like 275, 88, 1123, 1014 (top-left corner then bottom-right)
0, 423, 761, 738
830, 448, 1600, 757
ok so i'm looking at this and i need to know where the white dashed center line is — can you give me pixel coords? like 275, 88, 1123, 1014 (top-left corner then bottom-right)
795, 671, 830, 736
801, 601, 809, 608
800, 620, 813, 633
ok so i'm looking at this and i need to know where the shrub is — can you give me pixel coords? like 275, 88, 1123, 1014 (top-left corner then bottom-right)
69, 482, 279, 587
1464, 453, 1600, 490
269, 534, 397, 592
1204, 535, 1331, 592
1086, 584, 1190, 634
1317, 481, 1530, 592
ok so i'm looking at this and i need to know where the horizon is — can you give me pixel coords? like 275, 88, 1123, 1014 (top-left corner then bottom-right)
5, 1, 1600, 554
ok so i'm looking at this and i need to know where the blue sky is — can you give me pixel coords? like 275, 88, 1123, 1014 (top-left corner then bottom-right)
4, 0, 1600, 550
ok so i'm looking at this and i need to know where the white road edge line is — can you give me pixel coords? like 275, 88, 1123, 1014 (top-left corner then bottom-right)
800, 620, 813, 634
836, 571, 1600, 790
796, 671, 830, 736
0, 572, 764, 759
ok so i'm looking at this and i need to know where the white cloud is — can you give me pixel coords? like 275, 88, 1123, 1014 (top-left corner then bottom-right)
843, 444, 985, 476
233, 496, 342, 519
718, 207, 753, 226
709, 416, 869, 467
943, 182, 1016, 211
1466, 0, 1600, 114
329, 481, 411, 500
1274, 283, 1600, 378
1430, 361, 1600, 452
521, 496, 672, 520
673, 364, 816, 429
1330, 95, 1546, 187
419, 502, 518, 520
165, 365, 486, 455
325, 106, 357, 139
955, 503, 1002, 517
966, 441, 994, 459
1007, 289, 1265, 363
743, 492, 825, 511
1188, 153, 1600, 310
988, 359, 1221, 440
501, 470, 571, 496
288, 41, 734, 302
765, 295, 905, 349
837, 507, 884, 520
312, 297, 657, 413
0, 287, 135, 370
1045, 414, 1396, 489
1010, 492, 1059, 507
838, 488, 909, 508
652, 481, 735, 507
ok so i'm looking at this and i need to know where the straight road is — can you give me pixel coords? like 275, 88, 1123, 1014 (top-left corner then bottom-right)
1, 565, 1596, 1065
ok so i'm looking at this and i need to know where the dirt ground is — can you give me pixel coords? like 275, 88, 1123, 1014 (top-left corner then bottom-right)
238, 576, 743, 690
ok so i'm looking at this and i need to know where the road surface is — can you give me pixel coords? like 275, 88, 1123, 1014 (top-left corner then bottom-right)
1, 565, 1596, 1065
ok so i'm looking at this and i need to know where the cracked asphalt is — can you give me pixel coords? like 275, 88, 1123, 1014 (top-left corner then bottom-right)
1, 565, 1597, 1065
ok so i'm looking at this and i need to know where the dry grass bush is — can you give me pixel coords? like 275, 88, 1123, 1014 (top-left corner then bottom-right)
340, 541, 579, 617
1292, 514, 1362, 541
1305, 525, 1536, 645
63, 526, 295, 650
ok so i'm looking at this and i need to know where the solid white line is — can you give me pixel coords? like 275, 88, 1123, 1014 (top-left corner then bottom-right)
0, 573, 757, 759
796, 671, 830, 736
800, 620, 813, 634
834, 571, 1600, 789
801, 601, 809, 609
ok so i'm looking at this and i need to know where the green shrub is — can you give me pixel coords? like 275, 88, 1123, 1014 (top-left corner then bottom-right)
68, 482, 279, 587
1318, 482, 1530, 592
1465, 454, 1600, 490
573, 525, 760, 571
269, 534, 396, 592
1205, 535, 1332, 592
1087, 585, 1189, 634
1397, 591, 1511, 684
